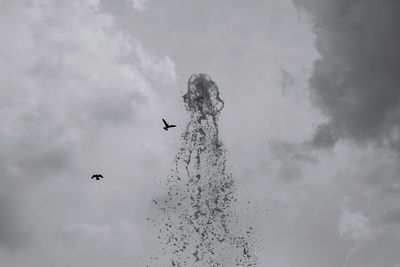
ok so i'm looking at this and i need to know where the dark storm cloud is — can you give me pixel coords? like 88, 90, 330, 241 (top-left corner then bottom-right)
311, 123, 338, 148
292, 0, 400, 149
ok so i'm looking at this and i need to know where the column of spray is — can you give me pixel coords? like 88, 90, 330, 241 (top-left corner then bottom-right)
153, 74, 258, 266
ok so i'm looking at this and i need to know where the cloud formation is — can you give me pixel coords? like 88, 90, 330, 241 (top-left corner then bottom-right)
0, 0, 176, 264
0, 0, 177, 181
338, 208, 370, 241
126, 0, 148, 11
293, 0, 400, 150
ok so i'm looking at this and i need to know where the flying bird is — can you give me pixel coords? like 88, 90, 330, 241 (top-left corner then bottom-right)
162, 119, 176, 131
91, 174, 103, 180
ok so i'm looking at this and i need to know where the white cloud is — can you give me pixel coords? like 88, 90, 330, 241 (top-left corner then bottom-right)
126, 0, 149, 11
339, 208, 371, 241
0, 0, 176, 184
136, 43, 177, 85
0, 0, 176, 265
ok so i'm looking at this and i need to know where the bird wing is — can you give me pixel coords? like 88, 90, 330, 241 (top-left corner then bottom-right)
168, 124, 176, 128
91, 175, 96, 179
98, 174, 103, 178
162, 119, 168, 127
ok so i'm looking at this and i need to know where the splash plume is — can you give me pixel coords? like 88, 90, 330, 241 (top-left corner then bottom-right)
152, 74, 258, 266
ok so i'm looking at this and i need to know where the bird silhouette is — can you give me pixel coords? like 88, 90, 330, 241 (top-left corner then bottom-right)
162, 119, 176, 131
91, 174, 103, 180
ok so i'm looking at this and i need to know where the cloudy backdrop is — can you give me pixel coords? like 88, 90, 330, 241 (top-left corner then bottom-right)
1, 0, 399, 266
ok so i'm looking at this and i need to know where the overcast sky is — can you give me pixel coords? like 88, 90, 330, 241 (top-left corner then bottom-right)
1, 0, 400, 266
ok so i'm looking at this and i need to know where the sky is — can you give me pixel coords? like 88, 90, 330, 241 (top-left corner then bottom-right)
0, 0, 400, 266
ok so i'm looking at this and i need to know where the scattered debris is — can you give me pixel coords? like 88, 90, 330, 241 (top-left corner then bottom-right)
151, 74, 258, 266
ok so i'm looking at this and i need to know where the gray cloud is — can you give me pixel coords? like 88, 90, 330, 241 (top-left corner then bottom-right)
292, 0, 400, 150
311, 123, 338, 148
378, 209, 400, 225
0, 195, 31, 250
344, 229, 400, 267
269, 140, 317, 182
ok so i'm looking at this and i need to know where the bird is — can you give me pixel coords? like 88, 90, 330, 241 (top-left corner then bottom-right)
91, 174, 103, 180
162, 118, 176, 131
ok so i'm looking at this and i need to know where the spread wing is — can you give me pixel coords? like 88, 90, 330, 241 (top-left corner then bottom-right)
168, 124, 176, 128
162, 119, 168, 127
91, 175, 96, 179
98, 174, 103, 179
